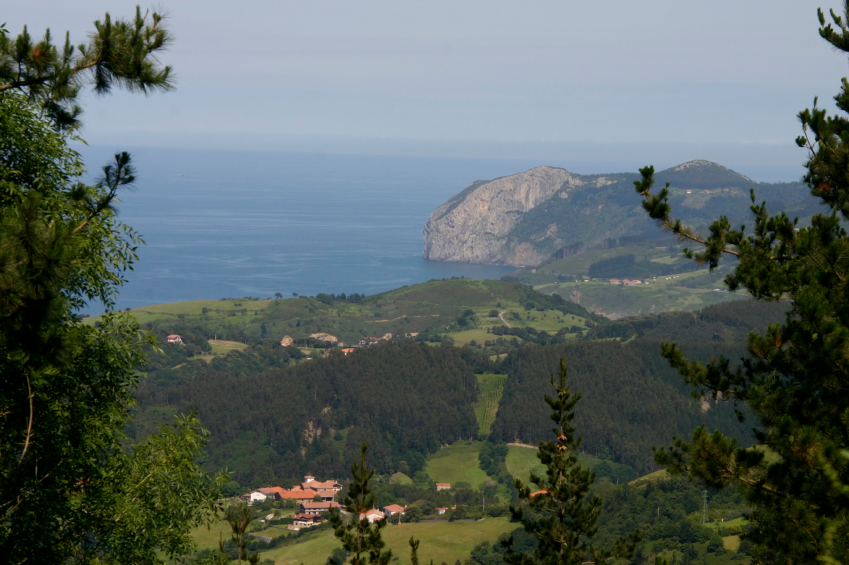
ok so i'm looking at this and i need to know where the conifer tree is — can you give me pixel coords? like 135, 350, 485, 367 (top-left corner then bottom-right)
0, 6, 173, 131
635, 5, 849, 562
504, 359, 638, 565
0, 8, 224, 564
328, 443, 393, 565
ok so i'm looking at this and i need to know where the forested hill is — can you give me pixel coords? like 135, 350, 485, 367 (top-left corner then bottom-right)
135, 342, 484, 485
582, 298, 790, 343
488, 300, 788, 473
488, 340, 751, 474
131, 298, 787, 485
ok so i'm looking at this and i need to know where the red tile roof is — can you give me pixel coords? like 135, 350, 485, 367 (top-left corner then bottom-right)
383, 504, 405, 513
279, 488, 318, 500
257, 486, 286, 498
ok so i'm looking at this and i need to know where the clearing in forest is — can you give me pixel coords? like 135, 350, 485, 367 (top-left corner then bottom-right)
474, 373, 507, 436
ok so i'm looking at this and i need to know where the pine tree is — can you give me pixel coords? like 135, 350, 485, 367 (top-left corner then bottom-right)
328, 443, 393, 565
0, 8, 224, 564
634, 6, 849, 562
0, 6, 173, 131
504, 359, 638, 565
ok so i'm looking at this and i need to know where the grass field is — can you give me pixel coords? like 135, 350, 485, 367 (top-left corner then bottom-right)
723, 535, 741, 551
536, 265, 745, 319
506, 446, 612, 487
390, 472, 413, 485
191, 519, 234, 551
208, 339, 249, 354
84, 278, 592, 347
474, 374, 507, 436
505, 446, 545, 487
262, 518, 516, 565
424, 441, 492, 489
85, 299, 273, 326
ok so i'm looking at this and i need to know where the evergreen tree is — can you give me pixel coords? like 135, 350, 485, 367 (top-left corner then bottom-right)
634, 6, 849, 562
0, 9, 224, 564
221, 504, 260, 565
328, 443, 393, 565
504, 359, 638, 565
0, 6, 173, 131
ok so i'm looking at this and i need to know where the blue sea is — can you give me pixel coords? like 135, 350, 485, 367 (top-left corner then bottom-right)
76, 145, 806, 314
79, 147, 569, 312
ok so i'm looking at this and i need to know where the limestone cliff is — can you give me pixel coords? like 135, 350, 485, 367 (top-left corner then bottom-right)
422, 160, 803, 268
422, 166, 587, 266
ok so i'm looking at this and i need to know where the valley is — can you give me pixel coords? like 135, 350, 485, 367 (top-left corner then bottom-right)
111, 277, 786, 565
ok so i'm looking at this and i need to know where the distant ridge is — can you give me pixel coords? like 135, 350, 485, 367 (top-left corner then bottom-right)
655, 160, 755, 189
423, 161, 813, 267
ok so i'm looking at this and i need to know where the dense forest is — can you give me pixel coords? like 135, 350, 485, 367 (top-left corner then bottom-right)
130, 299, 787, 486
135, 342, 485, 486
488, 341, 752, 474
489, 300, 787, 473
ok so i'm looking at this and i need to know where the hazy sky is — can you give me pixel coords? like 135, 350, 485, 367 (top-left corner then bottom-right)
6, 1, 849, 174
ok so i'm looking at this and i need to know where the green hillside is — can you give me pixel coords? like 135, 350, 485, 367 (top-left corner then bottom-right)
505, 239, 746, 318
257, 518, 516, 565
90, 278, 601, 350
424, 441, 492, 489
500, 161, 816, 265
474, 374, 507, 436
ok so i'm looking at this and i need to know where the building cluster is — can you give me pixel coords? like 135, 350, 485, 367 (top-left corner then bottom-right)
245, 476, 412, 531
607, 279, 643, 286
247, 475, 342, 506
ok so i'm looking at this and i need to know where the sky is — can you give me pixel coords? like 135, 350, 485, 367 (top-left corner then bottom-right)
5, 1, 849, 178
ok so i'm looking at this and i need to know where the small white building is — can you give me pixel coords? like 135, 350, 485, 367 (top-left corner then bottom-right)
359, 509, 386, 524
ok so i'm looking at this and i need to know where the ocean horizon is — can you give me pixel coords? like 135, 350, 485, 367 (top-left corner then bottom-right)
75, 145, 805, 314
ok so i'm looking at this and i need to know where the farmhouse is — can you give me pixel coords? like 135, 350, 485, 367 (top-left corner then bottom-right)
289, 513, 325, 531
279, 487, 320, 502
301, 476, 342, 492
608, 279, 621, 286
166, 334, 183, 344
300, 501, 341, 515
359, 509, 386, 523
435, 483, 451, 491
383, 504, 405, 518
255, 486, 286, 500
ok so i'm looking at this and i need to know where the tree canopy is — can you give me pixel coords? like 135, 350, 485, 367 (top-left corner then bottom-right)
504, 359, 638, 565
636, 5, 849, 562
0, 8, 223, 564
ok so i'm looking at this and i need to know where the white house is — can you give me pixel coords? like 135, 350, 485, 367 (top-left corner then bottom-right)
359, 509, 386, 524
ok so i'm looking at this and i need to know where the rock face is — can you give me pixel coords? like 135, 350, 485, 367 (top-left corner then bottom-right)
422, 160, 810, 268
423, 166, 584, 265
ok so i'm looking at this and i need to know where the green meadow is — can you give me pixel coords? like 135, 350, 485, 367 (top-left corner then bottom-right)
261, 518, 516, 565
424, 441, 493, 490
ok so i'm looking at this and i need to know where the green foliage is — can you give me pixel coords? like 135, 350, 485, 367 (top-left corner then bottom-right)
221, 504, 260, 565
137, 341, 483, 486
0, 11, 223, 564
504, 359, 638, 565
0, 6, 173, 130
503, 162, 820, 264
489, 337, 755, 474
637, 5, 849, 562
328, 443, 393, 565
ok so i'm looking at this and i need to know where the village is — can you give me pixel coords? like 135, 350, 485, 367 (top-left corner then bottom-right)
242, 476, 456, 532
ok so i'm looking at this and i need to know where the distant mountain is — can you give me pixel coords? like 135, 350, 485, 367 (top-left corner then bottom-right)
423, 160, 819, 267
